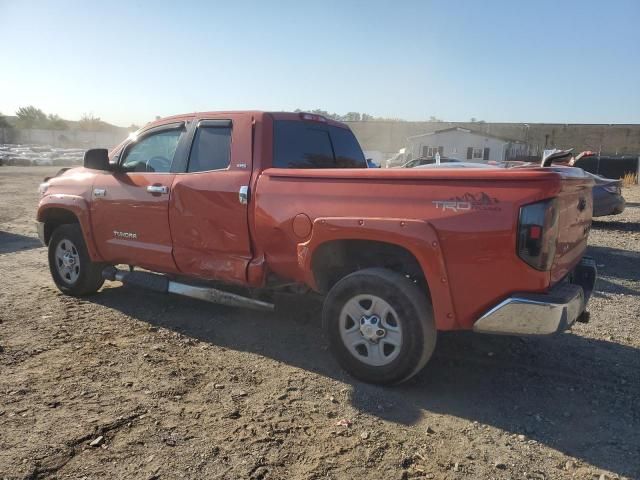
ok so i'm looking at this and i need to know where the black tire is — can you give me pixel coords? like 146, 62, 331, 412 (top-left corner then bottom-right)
48, 224, 105, 296
323, 268, 436, 385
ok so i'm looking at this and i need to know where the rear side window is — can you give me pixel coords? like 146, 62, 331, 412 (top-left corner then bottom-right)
273, 120, 366, 168
330, 126, 366, 167
188, 126, 231, 172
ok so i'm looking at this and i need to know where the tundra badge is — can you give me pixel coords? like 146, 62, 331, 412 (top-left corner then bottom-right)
113, 231, 138, 240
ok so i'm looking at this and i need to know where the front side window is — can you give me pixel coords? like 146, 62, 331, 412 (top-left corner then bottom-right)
188, 126, 231, 172
121, 129, 183, 173
273, 120, 366, 169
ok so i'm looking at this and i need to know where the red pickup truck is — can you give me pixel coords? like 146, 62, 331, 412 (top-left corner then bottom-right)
36, 111, 596, 384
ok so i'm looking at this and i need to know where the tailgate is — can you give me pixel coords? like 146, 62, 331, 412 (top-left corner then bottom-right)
549, 168, 594, 284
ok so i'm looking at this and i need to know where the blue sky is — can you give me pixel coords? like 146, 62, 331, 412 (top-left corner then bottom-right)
1, 0, 639, 126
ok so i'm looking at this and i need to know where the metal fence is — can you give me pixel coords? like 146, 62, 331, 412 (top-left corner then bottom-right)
573, 155, 640, 180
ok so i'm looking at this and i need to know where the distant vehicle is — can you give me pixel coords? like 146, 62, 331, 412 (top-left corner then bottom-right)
399, 156, 462, 168
587, 172, 626, 217
416, 161, 496, 169
384, 149, 406, 168
418, 157, 626, 218
366, 158, 380, 168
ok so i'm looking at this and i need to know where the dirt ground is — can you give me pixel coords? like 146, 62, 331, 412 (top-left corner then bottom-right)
1, 166, 638, 480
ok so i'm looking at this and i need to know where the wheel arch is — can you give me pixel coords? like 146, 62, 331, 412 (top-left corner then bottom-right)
311, 239, 426, 292
37, 196, 102, 261
299, 217, 458, 330
39, 207, 80, 245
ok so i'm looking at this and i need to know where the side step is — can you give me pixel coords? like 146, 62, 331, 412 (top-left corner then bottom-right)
102, 267, 274, 312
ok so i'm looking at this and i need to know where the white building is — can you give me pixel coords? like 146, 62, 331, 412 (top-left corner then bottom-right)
406, 127, 528, 163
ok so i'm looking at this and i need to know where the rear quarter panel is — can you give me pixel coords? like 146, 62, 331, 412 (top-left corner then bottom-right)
253, 168, 565, 330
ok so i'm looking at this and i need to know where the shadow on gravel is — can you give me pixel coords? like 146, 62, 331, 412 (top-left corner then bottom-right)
588, 245, 640, 288
89, 286, 640, 479
592, 219, 640, 233
591, 277, 639, 297
0, 231, 42, 254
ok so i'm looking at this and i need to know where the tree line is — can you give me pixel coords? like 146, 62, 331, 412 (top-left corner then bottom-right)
294, 110, 484, 123
294, 109, 407, 122
0, 106, 483, 129
0, 106, 135, 132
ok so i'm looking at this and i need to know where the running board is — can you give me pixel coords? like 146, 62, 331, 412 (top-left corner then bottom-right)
102, 267, 274, 312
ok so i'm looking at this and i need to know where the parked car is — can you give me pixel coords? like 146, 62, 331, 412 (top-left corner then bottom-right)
587, 172, 626, 217
398, 156, 461, 168
37, 111, 596, 385
418, 159, 626, 218
384, 148, 407, 168
366, 158, 380, 168
416, 162, 495, 169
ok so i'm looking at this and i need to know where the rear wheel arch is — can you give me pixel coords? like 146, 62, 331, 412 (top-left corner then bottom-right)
310, 239, 430, 295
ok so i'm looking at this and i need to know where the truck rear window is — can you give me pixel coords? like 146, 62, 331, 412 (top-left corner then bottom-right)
273, 120, 366, 168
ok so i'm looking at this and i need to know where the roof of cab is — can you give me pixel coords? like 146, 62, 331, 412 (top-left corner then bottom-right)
142, 111, 349, 131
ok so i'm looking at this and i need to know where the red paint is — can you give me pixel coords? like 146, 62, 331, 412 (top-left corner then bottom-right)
91, 172, 179, 273
38, 111, 594, 331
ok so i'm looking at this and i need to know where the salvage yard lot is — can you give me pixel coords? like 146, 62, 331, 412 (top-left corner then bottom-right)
1, 167, 638, 480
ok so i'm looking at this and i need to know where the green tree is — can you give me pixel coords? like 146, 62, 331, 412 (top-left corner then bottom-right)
342, 112, 362, 121
293, 109, 406, 122
47, 114, 68, 130
78, 113, 105, 131
16, 106, 48, 128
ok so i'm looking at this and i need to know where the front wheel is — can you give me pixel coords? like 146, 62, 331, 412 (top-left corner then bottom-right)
322, 268, 436, 385
48, 224, 105, 296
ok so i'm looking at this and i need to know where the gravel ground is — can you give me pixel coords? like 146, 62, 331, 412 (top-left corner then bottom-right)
1, 166, 638, 480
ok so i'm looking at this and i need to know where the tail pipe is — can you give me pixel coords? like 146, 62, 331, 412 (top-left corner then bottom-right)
102, 267, 274, 312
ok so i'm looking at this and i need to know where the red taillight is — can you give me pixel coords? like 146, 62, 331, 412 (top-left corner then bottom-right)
517, 198, 559, 271
299, 113, 328, 123
528, 225, 542, 240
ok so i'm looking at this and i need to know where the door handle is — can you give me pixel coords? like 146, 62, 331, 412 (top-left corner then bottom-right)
239, 185, 249, 205
147, 185, 169, 194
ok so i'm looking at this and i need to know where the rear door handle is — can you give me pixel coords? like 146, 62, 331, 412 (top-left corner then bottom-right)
147, 185, 169, 194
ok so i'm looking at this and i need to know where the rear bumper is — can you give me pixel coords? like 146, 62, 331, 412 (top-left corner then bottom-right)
473, 257, 597, 335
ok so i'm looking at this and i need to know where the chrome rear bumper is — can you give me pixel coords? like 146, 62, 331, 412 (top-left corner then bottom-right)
473, 257, 597, 335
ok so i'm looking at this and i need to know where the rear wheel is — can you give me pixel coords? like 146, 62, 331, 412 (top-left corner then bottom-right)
48, 224, 105, 296
323, 268, 436, 384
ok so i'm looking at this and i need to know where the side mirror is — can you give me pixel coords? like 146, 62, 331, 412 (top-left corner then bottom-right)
83, 148, 111, 170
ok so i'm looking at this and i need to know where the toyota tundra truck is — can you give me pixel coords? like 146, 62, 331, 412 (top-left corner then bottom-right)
36, 111, 597, 384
